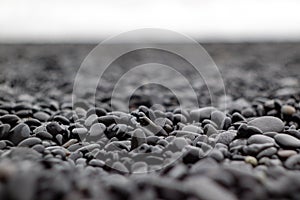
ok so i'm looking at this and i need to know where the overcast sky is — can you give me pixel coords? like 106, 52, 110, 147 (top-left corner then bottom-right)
1, 0, 300, 43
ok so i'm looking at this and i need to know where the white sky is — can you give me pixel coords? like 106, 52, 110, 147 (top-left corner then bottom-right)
0, 0, 300, 42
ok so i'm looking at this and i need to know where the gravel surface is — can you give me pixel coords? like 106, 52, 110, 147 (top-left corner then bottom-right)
0, 43, 300, 200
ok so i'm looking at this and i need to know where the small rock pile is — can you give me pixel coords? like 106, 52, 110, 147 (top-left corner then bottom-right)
1, 94, 300, 200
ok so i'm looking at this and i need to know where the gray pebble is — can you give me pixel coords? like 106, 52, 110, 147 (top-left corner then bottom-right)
248, 116, 284, 133
274, 134, 300, 148
247, 135, 275, 144
215, 130, 237, 145
8, 123, 31, 145
18, 137, 42, 147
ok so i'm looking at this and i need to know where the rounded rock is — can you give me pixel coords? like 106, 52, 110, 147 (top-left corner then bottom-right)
248, 116, 284, 133
274, 134, 300, 149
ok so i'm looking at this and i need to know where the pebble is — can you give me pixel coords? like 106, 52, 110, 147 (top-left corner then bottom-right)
182, 146, 200, 164
18, 137, 42, 147
46, 122, 65, 136
204, 124, 218, 136
8, 123, 31, 145
274, 134, 300, 149
88, 123, 105, 141
277, 149, 297, 158
237, 124, 263, 138
190, 107, 216, 122
256, 147, 277, 159
245, 156, 258, 166
281, 105, 296, 115
215, 130, 237, 145
33, 111, 50, 122
131, 129, 146, 150
0, 114, 20, 125
284, 155, 300, 169
1, 86, 300, 200
247, 135, 275, 144
210, 110, 226, 129
248, 116, 284, 133
0, 124, 10, 139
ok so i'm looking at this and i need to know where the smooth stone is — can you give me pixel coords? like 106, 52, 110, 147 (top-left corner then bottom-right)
33, 111, 50, 122
237, 124, 263, 138
0, 124, 11, 139
190, 107, 216, 122
277, 149, 297, 158
131, 162, 148, 173
241, 107, 256, 118
18, 137, 42, 147
35, 131, 53, 140
247, 135, 275, 144
231, 112, 246, 123
182, 125, 203, 134
62, 139, 78, 148
89, 159, 105, 167
131, 129, 146, 150
245, 156, 258, 166
31, 144, 45, 153
208, 149, 224, 162
281, 105, 296, 115
53, 115, 70, 125
169, 137, 189, 151
72, 127, 88, 136
285, 155, 300, 169
182, 146, 200, 164
243, 143, 274, 155
274, 134, 300, 148
88, 123, 105, 141
8, 123, 31, 145
210, 110, 226, 129
248, 116, 284, 133
46, 122, 65, 136
221, 117, 232, 130
204, 124, 218, 136
263, 132, 278, 138
111, 161, 129, 173
84, 114, 98, 127
24, 119, 42, 127
215, 130, 237, 145
256, 147, 277, 159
